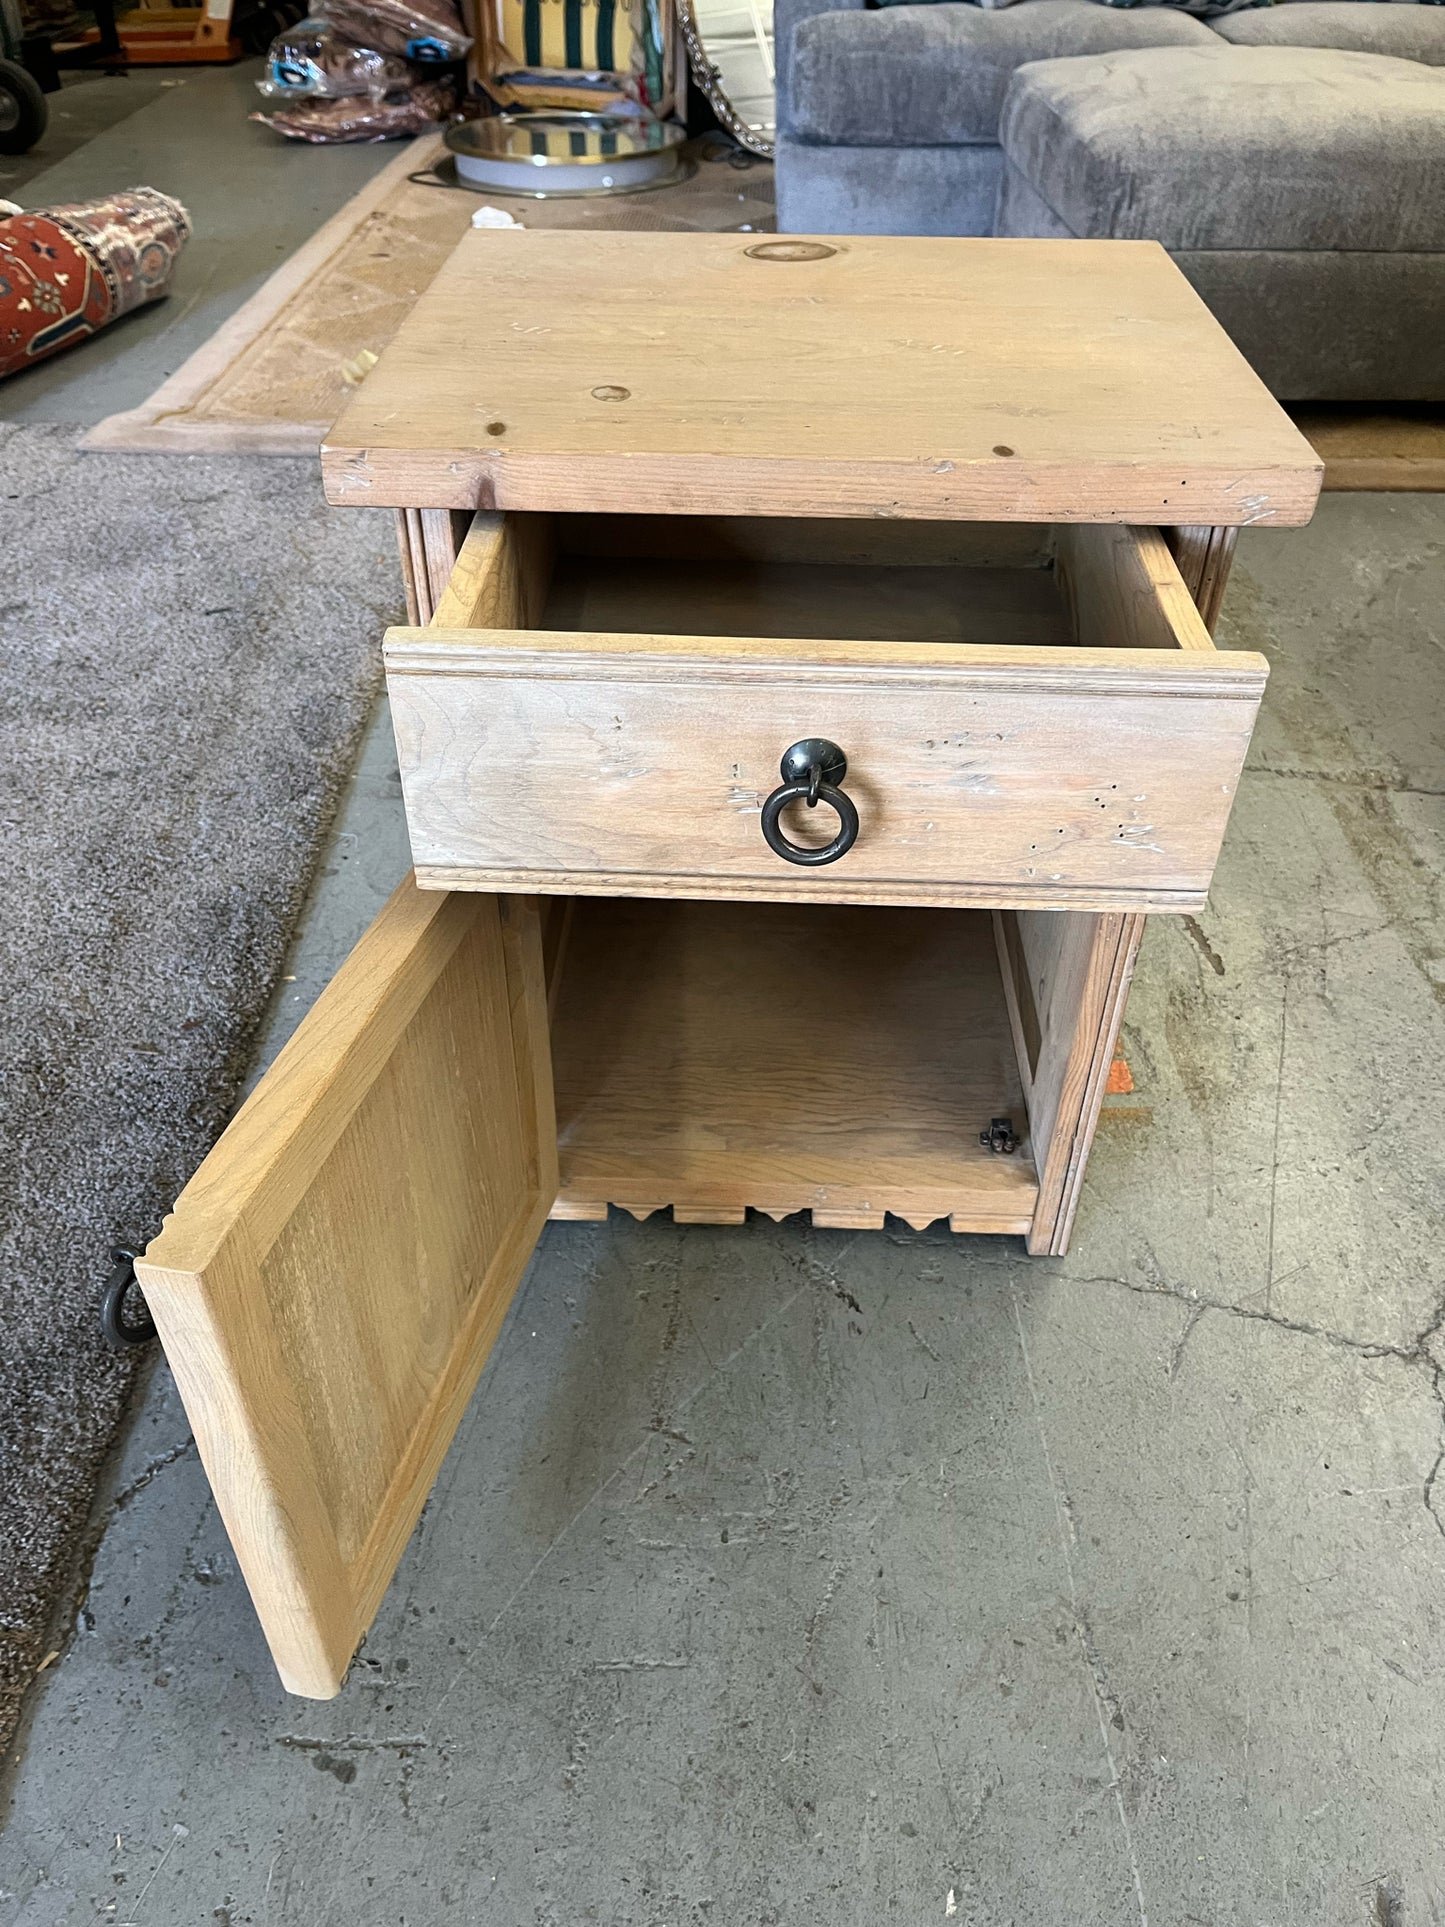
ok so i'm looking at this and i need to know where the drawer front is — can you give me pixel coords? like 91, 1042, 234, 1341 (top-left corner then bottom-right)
386, 634, 1265, 912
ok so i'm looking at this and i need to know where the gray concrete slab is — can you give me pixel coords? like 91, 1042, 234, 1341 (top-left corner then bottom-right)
0, 60, 399, 425
1, 495, 1443, 1926
0, 73, 178, 198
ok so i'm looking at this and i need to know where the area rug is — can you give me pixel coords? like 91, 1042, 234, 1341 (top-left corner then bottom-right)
0, 423, 400, 1757
82, 133, 777, 457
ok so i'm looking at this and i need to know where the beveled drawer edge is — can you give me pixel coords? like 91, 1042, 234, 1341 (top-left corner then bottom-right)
385, 634, 1268, 703
412, 865, 1213, 916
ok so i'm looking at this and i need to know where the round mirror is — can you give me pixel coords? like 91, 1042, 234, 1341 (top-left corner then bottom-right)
677, 0, 775, 157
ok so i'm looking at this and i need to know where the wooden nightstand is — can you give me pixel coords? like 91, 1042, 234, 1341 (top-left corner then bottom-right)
136, 233, 1322, 1698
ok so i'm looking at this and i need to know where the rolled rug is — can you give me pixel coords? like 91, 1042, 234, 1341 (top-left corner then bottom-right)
0, 187, 191, 381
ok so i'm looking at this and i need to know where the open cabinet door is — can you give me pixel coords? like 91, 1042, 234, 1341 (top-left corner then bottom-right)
136, 882, 556, 1698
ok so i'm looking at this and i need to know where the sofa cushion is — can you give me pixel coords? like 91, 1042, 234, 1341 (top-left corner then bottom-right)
1213, 1, 1445, 63
997, 45, 1445, 248
788, 0, 1215, 145
875, 0, 1261, 12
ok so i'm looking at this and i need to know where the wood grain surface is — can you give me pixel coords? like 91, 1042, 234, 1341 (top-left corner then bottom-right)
136, 881, 555, 1698
549, 898, 1038, 1232
387, 657, 1263, 913
387, 515, 1264, 912
325, 233, 1322, 525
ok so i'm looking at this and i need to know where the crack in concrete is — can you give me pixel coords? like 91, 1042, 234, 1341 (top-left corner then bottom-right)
907, 1318, 942, 1363
1070, 1270, 1445, 1370
1424, 1368, 1445, 1547
110, 1438, 198, 1513
1165, 1303, 1206, 1382
1180, 917, 1226, 978
275, 1735, 427, 1752
1246, 763, 1445, 798
1009, 1288, 1150, 1927
1263, 969, 1291, 1316
1064, 1271, 1445, 1553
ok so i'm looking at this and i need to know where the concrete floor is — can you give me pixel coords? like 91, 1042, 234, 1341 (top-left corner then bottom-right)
4, 67, 1445, 1927
3, 524, 1442, 1927
0, 60, 397, 424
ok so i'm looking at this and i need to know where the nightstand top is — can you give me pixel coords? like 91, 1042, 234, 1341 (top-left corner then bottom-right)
323, 231, 1322, 527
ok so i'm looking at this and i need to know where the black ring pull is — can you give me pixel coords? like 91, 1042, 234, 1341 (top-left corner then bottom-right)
760, 738, 860, 867
99, 1246, 158, 1349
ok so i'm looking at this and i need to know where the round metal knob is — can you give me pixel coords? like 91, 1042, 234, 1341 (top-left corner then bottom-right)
760, 738, 859, 867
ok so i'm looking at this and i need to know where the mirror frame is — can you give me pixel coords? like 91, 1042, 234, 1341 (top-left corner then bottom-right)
676, 0, 775, 157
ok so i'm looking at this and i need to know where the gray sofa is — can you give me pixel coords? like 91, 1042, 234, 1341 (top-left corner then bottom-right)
774, 0, 1445, 397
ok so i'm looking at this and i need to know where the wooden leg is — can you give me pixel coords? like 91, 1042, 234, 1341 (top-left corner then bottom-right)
1012, 524, 1240, 1255
395, 508, 469, 624
395, 511, 423, 625
1167, 524, 1239, 635
1013, 910, 1146, 1255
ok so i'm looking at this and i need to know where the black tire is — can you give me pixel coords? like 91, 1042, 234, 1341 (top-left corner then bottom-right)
0, 57, 47, 155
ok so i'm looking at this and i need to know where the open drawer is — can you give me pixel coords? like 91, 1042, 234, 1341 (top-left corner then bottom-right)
386, 513, 1267, 914
136, 867, 1138, 1697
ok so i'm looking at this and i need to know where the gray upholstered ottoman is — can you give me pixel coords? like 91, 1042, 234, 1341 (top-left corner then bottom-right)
994, 44, 1445, 401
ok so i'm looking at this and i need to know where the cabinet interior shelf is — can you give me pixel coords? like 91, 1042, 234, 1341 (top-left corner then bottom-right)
547, 897, 1038, 1234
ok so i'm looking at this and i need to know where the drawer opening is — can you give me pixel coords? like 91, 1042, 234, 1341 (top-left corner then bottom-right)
535, 515, 1204, 653
542, 896, 1039, 1235
394, 509, 1260, 914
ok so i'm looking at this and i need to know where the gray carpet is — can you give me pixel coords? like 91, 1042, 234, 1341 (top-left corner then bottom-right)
0, 424, 399, 1754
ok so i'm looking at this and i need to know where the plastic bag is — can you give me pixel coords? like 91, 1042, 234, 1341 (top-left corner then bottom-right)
315, 0, 471, 62
257, 19, 413, 99
252, 76, 456, 140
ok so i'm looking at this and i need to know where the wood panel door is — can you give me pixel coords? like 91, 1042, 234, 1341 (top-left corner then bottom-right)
136, 881, 556, 1698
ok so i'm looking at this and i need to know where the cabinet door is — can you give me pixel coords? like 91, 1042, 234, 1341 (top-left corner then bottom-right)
136, 882, 555, 1697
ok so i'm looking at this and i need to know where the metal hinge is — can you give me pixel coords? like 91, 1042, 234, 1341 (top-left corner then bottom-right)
979, 1116, 1020, 1156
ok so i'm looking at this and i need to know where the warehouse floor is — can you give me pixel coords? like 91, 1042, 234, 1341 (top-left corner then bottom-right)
3, 62, 1445, 1927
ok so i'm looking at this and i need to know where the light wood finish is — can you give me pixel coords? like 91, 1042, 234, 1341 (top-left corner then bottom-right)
1053, 524, 1213, 653
419, 510, 466, 617
542, 555, 1072, 648
548, 899, 1037, 1233
431, 512, 554, 631
385, 637, 1265, 914
389, 512, 1262, 912
994, 906, 1145, 1254
396, 510, 458, 624
549, 1199, 609, 1221
323, 234, 1322, 526
1006, 517, 1244, 1253
395, 512, 423, 627
992, 909, 1036, 1116
1013, 909, 1144, 1256
136, 881, 555, 1698
392, 502, 1250, 1260
86, 156, 779, 458
1166, 526, 1239, 636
